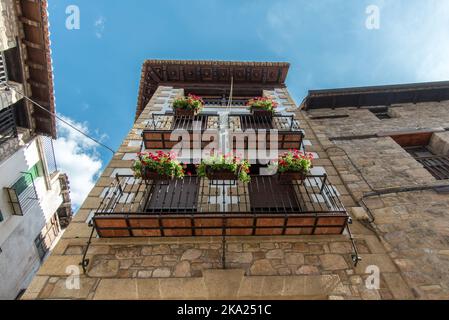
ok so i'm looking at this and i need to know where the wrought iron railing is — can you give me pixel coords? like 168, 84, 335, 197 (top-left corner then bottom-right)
0, 51, 7, 88
5, 172, 39, 216
203, 97, 248, 107
414, 155, 449, 180
92, 174, 348, 237
143, 112, 220, 150
228, 114, 304, 151
0, 105, 17, 146
228, 114, 301, 131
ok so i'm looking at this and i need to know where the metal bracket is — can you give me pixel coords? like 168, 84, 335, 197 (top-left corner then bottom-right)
80, 225, 96, 274
346, 222, 362, 267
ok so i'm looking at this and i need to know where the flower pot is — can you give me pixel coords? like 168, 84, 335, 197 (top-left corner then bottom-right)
278, 171, 307, 183
141, 168, 171, 180
174, 108, 196, 117
205, 168, 238, 180
251, 109, 273, 119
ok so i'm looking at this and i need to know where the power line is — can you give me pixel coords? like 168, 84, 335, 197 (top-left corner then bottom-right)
1, 81, 116, 154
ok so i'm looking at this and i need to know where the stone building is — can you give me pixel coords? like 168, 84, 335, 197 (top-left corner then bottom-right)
22, 60, 449, 300
0, 0, 72, 299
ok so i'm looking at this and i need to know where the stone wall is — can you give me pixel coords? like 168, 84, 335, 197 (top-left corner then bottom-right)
307, 100, 449, 138
305, 99, 449, 299
429, 131, 449, 155
0, 0, 17, 51
334, 137, 435, 189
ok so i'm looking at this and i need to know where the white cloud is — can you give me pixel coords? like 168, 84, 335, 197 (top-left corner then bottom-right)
381, 0, 449, 81
94, 16, 106, 39
53, 115, 103, 210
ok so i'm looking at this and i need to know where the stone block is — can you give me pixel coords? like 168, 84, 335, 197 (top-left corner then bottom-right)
38, 256, 84, 276
320, 254, 349, 270
94, 279, 138, 300
203, 269, 245, 299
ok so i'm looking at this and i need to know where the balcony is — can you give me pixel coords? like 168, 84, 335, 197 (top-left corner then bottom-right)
203, 97, 248, 107
142, 112, 220, 150
228, 114, 304, 150
0, 105, 17, 146
93, 174, 349, 238
5, 172, 39, 216
142, 112, 304, 152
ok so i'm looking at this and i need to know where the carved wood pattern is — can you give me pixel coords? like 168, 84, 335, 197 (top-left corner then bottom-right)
135, 61, 290, 119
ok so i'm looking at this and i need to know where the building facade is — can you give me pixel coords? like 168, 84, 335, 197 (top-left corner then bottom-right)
23, 60, 449, 300
0, 0, 72, 299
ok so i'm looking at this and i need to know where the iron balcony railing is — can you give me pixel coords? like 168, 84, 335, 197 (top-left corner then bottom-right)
0, 105, 17, 146
142, 112, 304, 150
143, 112, 220, 150
414, 155, 449, 180
228, 114, 304, 151
203, 97, 248, 107
0, 51, 8, 88
93, 174, 349, 238
5, 172, 39, 216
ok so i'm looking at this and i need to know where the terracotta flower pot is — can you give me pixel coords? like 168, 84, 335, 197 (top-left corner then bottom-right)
174, 108, 196, 117
205, 168, 238, 180
141, 168, 171, 180
251, 109, 274, 119
278, 171, 307, 183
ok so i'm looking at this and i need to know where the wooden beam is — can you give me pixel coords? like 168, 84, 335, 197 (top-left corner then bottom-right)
19, 16, 41, 27
26, 60, 46, 71
23, 40, 44, 50
29, 80, 48, 89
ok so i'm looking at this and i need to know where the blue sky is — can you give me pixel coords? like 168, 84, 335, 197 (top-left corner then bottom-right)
46, 0, 449, 208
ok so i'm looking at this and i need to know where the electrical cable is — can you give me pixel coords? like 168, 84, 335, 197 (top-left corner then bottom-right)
1, 81, 116, 154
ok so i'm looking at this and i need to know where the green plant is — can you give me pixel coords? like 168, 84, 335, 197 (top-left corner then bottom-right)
132, 151, 184, 179
276, 149, 314, 173
197, 153, 251, 183
247, 96, 278, 113
172, 94, 204, 113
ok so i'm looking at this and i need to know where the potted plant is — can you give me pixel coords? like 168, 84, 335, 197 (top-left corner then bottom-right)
132, 151, 184, 180
172, 94, 204, 117
276, 149, 314, 182
247, 96, 278, 118
197, 153, 251, 183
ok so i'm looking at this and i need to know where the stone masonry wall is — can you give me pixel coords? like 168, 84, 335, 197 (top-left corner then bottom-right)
307, 100, 449, 138
429, 131, 449, 155
23, 86, 414, 300
305, 99, 449, 299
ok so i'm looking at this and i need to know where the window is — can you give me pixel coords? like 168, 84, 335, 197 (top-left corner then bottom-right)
145, 177, 200, 213
405, 146, 449, 180
184, 88, 262, 108
248, 176, 301, 212
41, 136, 58, 175
369, 106, 391, 119
14, 161, 44, 195
392, 132, 449, 180
6, 162, 42, 215
34, 235, 48, 261
34, 214, 61, 261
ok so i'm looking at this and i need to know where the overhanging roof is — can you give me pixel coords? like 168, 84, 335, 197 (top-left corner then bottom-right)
302, 81, 449, 110
135, 60, 290, 120
17, 0, 56, 138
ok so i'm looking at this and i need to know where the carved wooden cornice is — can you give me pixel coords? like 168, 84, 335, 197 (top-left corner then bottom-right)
135, 60, 290, 120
